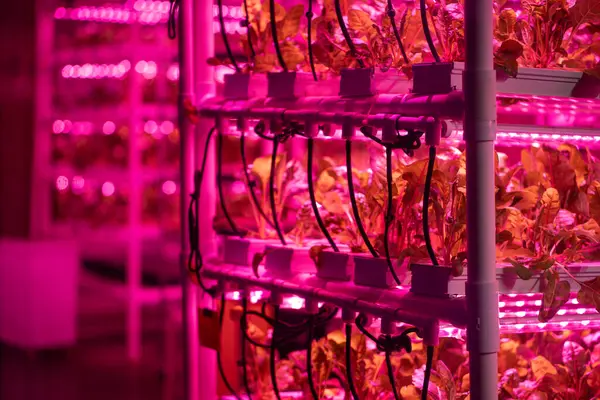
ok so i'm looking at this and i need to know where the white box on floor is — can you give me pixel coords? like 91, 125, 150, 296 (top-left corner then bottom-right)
0, 239, 78, 349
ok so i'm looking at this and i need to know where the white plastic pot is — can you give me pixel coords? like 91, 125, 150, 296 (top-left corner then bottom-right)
353, 255, 395, 288
410, 263, 453, 298
316, 250, 351, 281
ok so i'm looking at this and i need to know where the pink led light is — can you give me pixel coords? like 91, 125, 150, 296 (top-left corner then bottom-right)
62, 61, 130, 79
160, 121, 174, 134
56, 176, 69, 191
161, 180, 176, 195
72, 176, 85, 191
135, 60, 157, 80
101, 181, 115, 197
166, 64, 179, 81
103, 121, 116, 135
144, 120, 158, 134
53, 120, 65, 134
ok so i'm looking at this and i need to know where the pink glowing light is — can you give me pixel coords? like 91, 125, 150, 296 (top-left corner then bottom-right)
101, 181, 115, 197
160, 121, 174, 134
135, 60, 157, 80
103, 121, 116, 135
144, 120, 158, 134
166, 64, 179, 81
72, 176, 85, 190
161, 180, 177, 195
53, 120, 65, 134
56, 176, 69, 191
62, 61, 131, 79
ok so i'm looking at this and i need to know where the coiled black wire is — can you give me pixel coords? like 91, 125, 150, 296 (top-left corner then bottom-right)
269, 0, 287, 71
217, 131, 241, 235
270, 305, 283, 400
307, 138, 339, 251
422, 345, 434, 399
387, 0, 409, 65
384, 146, 402, 285
345, 324, 360, 400
240, 298, 253, 400
345, 139, 378, 257
306, 1, 318, 81
240, 130, 276, 229
167, 0, 179, 39
218, 293, 242, 400
269, 138, 287, 245
242, 0, 256, 58
419, 0, 441, 62
218, 0, 240, 72
385, 349, 401, 400
188, 127, 216, 294
334, 0, 365, 68
306, 315, 319, 400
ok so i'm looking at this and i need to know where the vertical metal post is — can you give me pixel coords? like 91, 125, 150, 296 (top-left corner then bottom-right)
463, 0, 499, 398
178, 0, 200, 398
194, 0, 218, 399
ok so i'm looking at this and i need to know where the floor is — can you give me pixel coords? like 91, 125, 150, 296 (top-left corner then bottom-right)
0, 287, 185, 400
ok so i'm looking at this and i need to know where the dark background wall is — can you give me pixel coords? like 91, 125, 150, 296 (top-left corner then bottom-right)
0, 0, 36, 237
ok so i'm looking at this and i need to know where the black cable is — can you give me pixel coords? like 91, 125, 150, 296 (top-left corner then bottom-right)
269, 138, 287, 245
270, 305, 283, 400
188, 127, 216, 294
167, 0, 179, 39
345, 324, 360, 400
345, 139, 378, 257
217, 131, 241, 235
421, 146, 437, 400
240, 130, 276, 229
387, 0, 409, 65
306, 1, 318, 81
384, 146, 402, 285
385, 349, 401, 400
422, 345, 434, 400
334, 0, 365, 68
218, 0, 240, 72
218, 293, 243, 400
423, 146, 438, 266
240, 298, 253, 400
242, 0, 256, 58
307, 138, 339, 251
419, 0, 441, 63
269, 0, 287, 71
306, 315, 319, 400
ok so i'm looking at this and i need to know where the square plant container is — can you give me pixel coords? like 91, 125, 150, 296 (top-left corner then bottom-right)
353, 255, 396, 288
451, 62, 599, 98
339, 68, 375, 97
223, 73, 251, 100
221, 236, 272, 266
410, 263, 454, 298
316, 250, 352, 281
263, 244, 295, 278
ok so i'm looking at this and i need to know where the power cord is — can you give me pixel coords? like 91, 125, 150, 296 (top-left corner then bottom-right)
240, 130, 276, 229
345, 139, 378, 257
241, 0, 256, 58
218, 293, 243, 400
345, 324, 360, 400
419, 0, 440, 62
307, 137, 339, 251
269, 137, 287, 245
240, 297, 253, 400
306, 0, 318, 81
355, 314, 419, 400
386, 0, 409, 65
421, 145, 438, 400
269, 0, 287, 71
306, 314, 319, 400
334, 0, 365, 68
188, 127, 217, 295
167, 0, 180, 39
217, 131, 241, 235
218, 0, 240, 72
270, 304, 283, 400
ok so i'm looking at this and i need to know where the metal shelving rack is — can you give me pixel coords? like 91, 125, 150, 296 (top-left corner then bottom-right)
179, 0, 600, 399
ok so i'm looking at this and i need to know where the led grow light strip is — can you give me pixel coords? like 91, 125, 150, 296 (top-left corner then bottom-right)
54, 3, 244, 25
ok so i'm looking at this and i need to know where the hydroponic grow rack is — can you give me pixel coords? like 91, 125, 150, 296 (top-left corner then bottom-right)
177, 0, 600, 399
